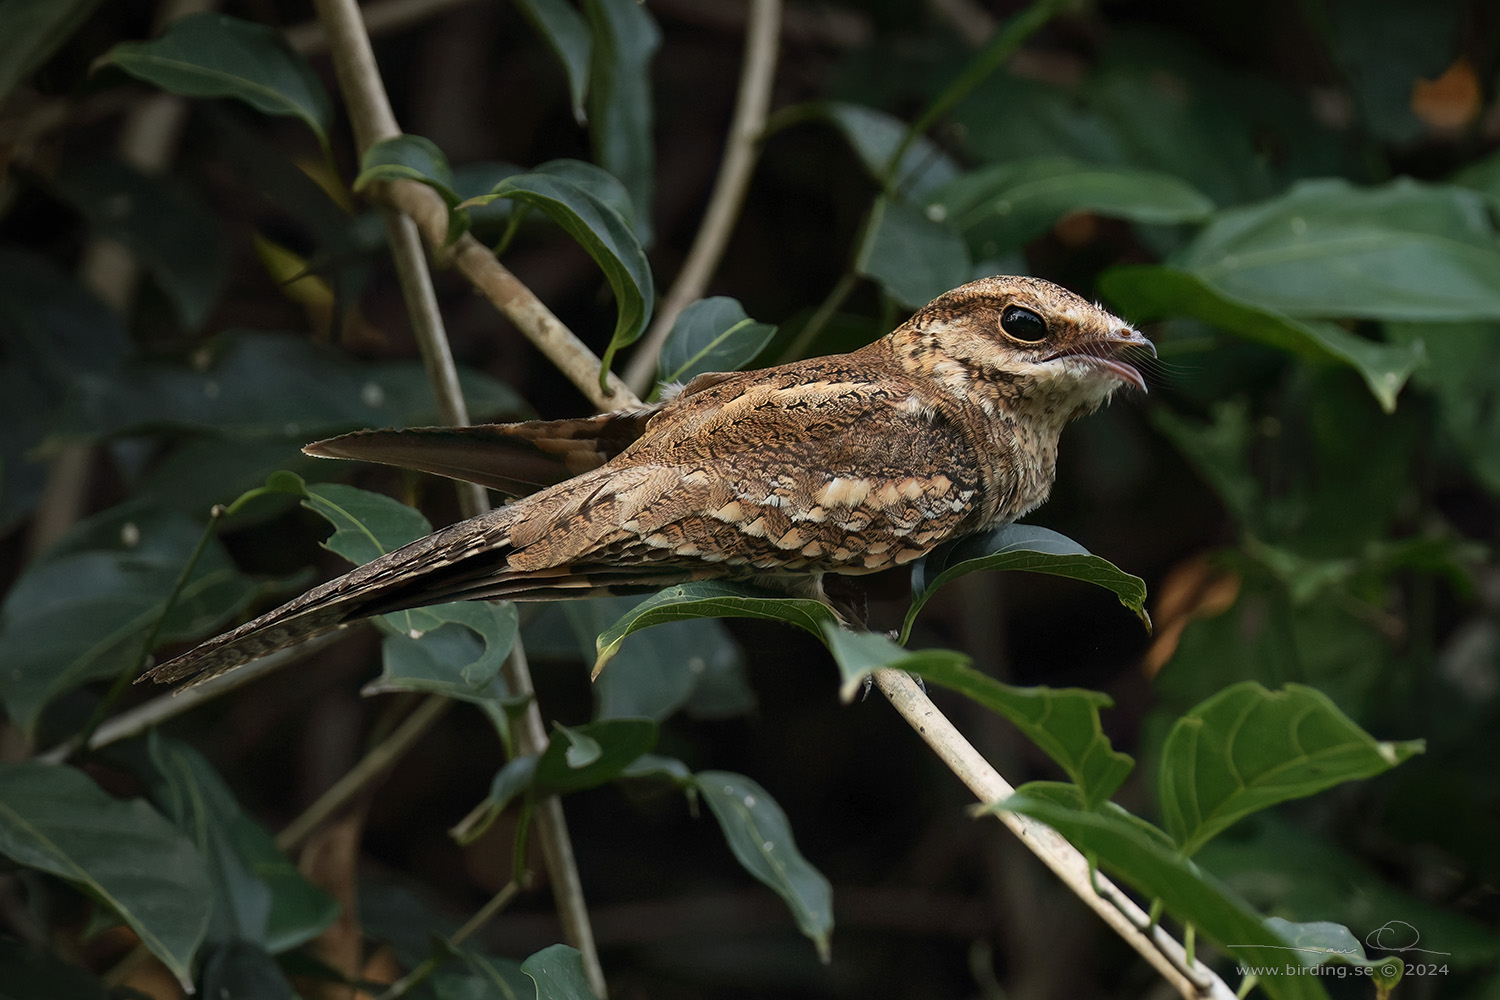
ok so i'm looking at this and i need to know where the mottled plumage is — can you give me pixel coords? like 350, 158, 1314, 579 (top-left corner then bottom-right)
144, 276, 1151, 688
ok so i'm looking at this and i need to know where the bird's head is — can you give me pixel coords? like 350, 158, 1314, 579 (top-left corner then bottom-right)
894, 275, 1154, 426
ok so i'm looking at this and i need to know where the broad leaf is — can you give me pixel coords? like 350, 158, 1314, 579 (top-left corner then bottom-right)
0, 762, 213, 990
930, 158, 1214, 254
822, 628, 1134, 806
1101, 266, 1424, 412
656, 297, 777, 386
515, 0, 593, 124
535, 718, 658, 793
368, 603, 520, 705
905, 524, 1149, 643
1159, 682, 1423, 855
354, 134, 468, 243
594, 581, 839, 676
0, 0, 102, 102
582, 0, 659, 245
100, 12, 333, 149
523, 943, 599, 999
785, 101, 961, 200
1264, 917, 1404, 985
291, 478, 432, 565
200, 940, 295, 1000
854, 196, 971, 310
992, 791, 1328, 1000
696, 770, 834, 961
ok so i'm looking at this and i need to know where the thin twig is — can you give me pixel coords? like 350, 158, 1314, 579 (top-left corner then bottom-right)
622, 0, 783, 395
873, 669, 1232, 1000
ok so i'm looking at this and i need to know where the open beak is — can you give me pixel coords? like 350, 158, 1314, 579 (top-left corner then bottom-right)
1048, 327, 1154, 393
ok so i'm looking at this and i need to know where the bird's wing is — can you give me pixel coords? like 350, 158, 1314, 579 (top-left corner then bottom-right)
303, 405, 666, 495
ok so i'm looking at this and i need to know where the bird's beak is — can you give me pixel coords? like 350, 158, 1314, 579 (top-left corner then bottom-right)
1046, 327, 1155, 393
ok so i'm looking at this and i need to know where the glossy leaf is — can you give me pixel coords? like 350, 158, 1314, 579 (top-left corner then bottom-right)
822, 628, 1134, 806
1102, 265, 1425, 412
354, 134, 468, 243
101, 12, 333, 148
657, 297, 777, 386
991, 791, 1328, 1000
523, 943, 599, 999
594, 582, 839, 677
0, 0, 102, 102
930, 158, 1214, 254
0, 762, 213, 990
1159, 682, 1423, 855
905, 523, 1149, 644
515, 0, 593, 124
854, 196, 971, 310
696, 770, 834, 961
582, 0, 659, 245
0, 508, 266, 732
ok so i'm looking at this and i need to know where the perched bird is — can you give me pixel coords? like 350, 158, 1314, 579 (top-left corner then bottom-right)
144, 275, 1151, 688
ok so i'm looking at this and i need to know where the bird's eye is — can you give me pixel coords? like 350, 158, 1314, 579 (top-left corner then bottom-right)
1000, 305, 1049, 344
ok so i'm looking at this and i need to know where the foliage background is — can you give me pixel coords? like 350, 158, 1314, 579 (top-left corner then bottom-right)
1, 0, 1499, 998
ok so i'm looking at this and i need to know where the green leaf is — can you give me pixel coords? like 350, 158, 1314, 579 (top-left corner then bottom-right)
514, 0, 593, 125
50, 158, 228, 330
535, 718, 658, 794
786, 101, 961, 200
905, 524, 1149, 644
656, 297, 777, 386
1387, 320, 1500, 492
990, 791, 1329, 1000
582, 0, 659, 245
522, 943, 599, 999
854, 196, 972, 310
200, 940, 295, 1000
1174, 178, 1500, 322
821, 628, 1134, 806
695, 770, 834, 962
100, 12, 333, 149
368, 603, 519, 705
1159, 682, 1423, 855
1101, 265, 1425, 412
929, 158, 1214, 255
0, 0, 102, 102
147, 735, 337, 953
593, 582, 840, 677
354, 135, 468, 243
0, 507, 265, 732
471, 171, 653, 388
292, 479, 431, 565
0, 762, 213, 990
1263, 917, 1404, 985
0, 935, 113, 1000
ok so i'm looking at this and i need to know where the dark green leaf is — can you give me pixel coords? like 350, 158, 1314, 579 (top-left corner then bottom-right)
100, 12, 333, 148
905, 524, 1149, 644
696, 770, 833, 961
656, 297, 777, 386
0, 0, 102, 102
368, 603, 519, 705
1325, 0, 1460, 144
822, 628, 1134, 806
514, 0, 592, 125
854, 196, 972, 310
526, 159, 639, 232
0, 935, 112, 1000
296, 480, 432, 565
789, 101, 961, 200
50, 158, 228, 330
930, 158, 1214, 255
1101, 265, 1425, 411
1159, 682, 1423, 855
620, 753, 694, 784
991, 791, 1328, 1000
522, 943, 598, 999
200, 939, 295, 999
582, 0, 659, 245
1387, 320, 1500, 491
594, 582, 839, 677
455, 946, 535, 998
452, 755, 539, 845
0, 762, 213, 990
534, 718, 658, 794
0, 507, 265, 732
354, 134, 468, 243
1262, 917, 1403, 985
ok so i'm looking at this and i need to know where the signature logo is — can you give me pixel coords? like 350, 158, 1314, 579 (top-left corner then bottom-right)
1365, 920, 1450, 956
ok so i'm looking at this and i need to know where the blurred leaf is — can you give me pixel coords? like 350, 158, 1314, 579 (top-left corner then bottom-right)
1324, 0, 1462, 144
822, 628, 1134, 806
535, 718, 657, 793
788, 101, 961, 200
453, 755, 538, 844
200, 940, 294, 1000
930, 158, 1214, 255
1262, 918, 1405, 986
0, 507, 266, 732
515, 0, 592, 125
696, 770, 833, 962
905, 524, 1149, 643
1387, 320, 1500, 491
620, 753, 694, 783
471, 172, 653, 388
582, 0, 659, 245
51, 158, 228, 330
657, 297, 777, 386
1160, 682, 1423, 856
1102, 265, 1425, 411
47, 331, 526, 446
1174, 178, 1500, 322
991, 791, 1328, 1000
100, 12, 333, 148
594, 582, 839, 677
0, 762, 212, 990
148, 734, 337, 952
854, 196, 971, 310
455, 947, 535, 997
0, 0, 102, 101
0, 935, 112, 1000
354, 134, 468, 243
523, 943, 598, 999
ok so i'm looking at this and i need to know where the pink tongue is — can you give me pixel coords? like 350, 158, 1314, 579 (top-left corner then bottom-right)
1097, 357, 1147, 392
